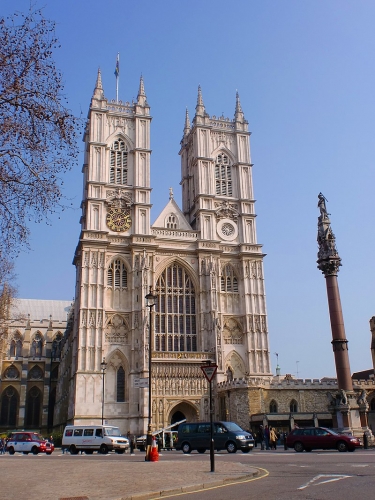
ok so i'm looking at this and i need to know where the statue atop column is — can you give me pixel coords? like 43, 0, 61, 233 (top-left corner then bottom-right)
317, 193, 341, 276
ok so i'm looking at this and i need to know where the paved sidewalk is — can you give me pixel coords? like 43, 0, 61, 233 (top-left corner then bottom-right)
0, 453, 259, 500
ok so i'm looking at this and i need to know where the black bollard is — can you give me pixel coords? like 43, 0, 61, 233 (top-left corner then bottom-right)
363, 433, 368, 449
283, 432, 288, 450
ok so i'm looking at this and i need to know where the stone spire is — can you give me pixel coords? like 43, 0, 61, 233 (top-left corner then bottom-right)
234, 91, 244, 122
92, 68, 104, 99
183, 107, 191, 136
195, 85, 206, 116
316, 193, 353, 394
137, 75, 147, 106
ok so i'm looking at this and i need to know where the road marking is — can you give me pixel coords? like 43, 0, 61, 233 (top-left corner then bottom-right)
148, 467, 269, 499
298, 474, 351, 490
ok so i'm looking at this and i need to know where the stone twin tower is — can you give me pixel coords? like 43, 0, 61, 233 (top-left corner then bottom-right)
54, 71, 272, 434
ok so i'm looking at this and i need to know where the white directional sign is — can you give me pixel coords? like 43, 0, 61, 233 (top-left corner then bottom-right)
134, 377, 149, 388
201, 364, 218, 382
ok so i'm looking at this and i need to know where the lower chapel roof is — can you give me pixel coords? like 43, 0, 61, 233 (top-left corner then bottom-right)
11, 299, 73, 323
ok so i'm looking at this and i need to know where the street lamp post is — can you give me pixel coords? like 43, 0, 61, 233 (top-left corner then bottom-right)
201, 359, 218, 473
145, 286, 157, 461
101, 357, 107, 425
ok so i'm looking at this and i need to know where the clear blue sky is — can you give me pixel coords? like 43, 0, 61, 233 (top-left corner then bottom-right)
3, 0, 375, 379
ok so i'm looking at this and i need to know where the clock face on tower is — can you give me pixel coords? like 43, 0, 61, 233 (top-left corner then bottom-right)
106, 208, 132, 232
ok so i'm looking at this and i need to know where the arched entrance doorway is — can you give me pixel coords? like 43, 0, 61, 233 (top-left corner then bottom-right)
169, 401, 198, 425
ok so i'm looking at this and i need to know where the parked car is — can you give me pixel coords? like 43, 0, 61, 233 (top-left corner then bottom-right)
286, 427, 361, 452
176, 421, 254, 454
6, 432, 54, 455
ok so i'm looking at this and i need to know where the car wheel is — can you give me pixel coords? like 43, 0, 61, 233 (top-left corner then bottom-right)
294, 442, 304, 453
70, 445, 79, 455
8, 447, 15, 455
32, 446, 39, 455
226, 441, 237, 454
337, 441, 348, 452
181, 442, 191, 454
197, 448, 206, 454
100, 444, 108, 454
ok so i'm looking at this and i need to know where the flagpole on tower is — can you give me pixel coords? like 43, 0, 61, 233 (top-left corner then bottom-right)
115, 53, 120, 102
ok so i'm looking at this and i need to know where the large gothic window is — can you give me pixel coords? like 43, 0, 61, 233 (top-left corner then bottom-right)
215, 153, 232, 196
107, 260, 128, 288
0, 386, 18, 426
155, 263, 197, 352
26, 386, 41, 427
220, 264, 238, 292
116, 366, 126, 402
110, 139, 128, 185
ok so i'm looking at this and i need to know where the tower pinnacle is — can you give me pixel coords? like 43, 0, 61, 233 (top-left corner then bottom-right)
137, 75, 147, 106
93, 68, 104, 99
183, 108, 191, 136
234, 91, 244, 122
195, 85, 206, 116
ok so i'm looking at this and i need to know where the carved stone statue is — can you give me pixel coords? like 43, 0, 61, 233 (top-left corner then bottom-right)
357, 389, 367, 405
318, 192, 329, 220
336, 389, 347, 406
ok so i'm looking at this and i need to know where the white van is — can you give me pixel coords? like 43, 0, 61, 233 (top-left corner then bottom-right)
62, 425, 129, 454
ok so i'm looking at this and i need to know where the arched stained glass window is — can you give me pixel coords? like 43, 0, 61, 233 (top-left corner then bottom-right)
155, 263, 197, 352
0, 386, 18, 426
215, 153, 232, 196
26, 386, 41, 427
269, 400, 278, 413
107, 260, 127, 288
290, 400, 298, 412
110, 139, 128, 185
220, 264, 238, 292
10, 334, 22, 358
117, 366, 125, 402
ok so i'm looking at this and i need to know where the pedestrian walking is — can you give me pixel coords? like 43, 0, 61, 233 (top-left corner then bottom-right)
269, 427, 277, 450
264, 425, 270, 450
258, 425, 265, 450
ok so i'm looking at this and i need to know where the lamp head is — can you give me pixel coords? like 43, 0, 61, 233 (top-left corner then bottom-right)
101, 357, 107, 371
145, 286, 157, 308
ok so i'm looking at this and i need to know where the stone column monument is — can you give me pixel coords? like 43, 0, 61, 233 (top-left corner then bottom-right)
316, 194, 353, 428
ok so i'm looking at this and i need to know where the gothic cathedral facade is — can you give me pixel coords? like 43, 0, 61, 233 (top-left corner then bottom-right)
54, 71, 272, 435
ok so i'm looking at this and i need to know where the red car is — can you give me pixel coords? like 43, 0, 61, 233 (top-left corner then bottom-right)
6, 432, 54, 455
286, 427, 361, 452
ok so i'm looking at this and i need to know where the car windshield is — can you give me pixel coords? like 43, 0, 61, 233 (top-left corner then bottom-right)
104, 427, 121, 436
223, 422, 244, 432
326, 429, 339, 436
31, 433, 45, 441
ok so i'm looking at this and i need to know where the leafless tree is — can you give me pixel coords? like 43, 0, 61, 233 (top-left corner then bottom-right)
0, 7, 79, 260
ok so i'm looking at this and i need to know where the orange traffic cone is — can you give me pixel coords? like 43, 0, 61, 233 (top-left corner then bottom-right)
150, 437, 159, 462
